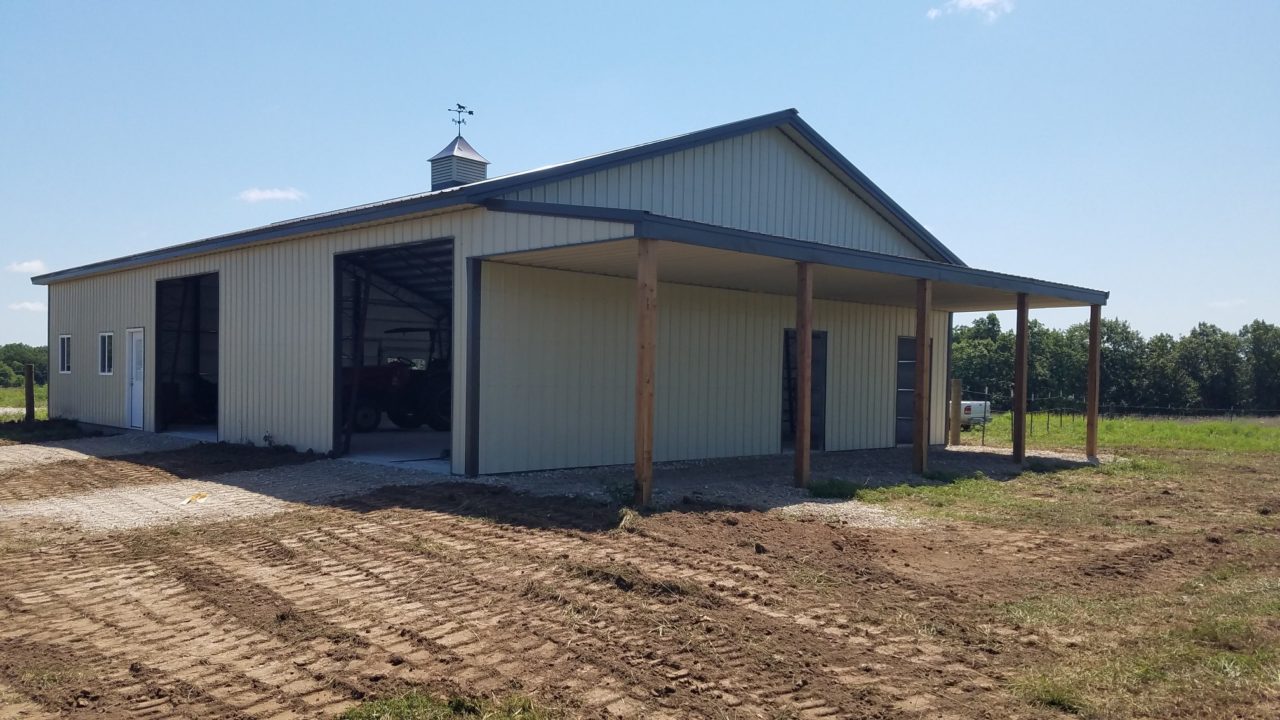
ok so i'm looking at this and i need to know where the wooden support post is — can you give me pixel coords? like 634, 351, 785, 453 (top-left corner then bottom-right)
794, 262, 813, 487
1012, 292, 1029, 464
1086, 304, 1102, 461
23, 364, 35, 425
912, 279, 932, 474
633, 239, 657, 507
948, 378, 962, 446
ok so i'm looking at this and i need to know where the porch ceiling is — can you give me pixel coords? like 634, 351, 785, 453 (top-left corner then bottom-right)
485, 238, 1096, 312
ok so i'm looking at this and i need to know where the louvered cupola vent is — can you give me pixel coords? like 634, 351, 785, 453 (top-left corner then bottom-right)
430, 136, 489, 191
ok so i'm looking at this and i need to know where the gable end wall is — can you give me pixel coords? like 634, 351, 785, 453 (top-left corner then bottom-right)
501, 128, 930, 260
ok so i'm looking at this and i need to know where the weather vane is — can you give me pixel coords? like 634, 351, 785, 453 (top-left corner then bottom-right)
448, 103, 474, 137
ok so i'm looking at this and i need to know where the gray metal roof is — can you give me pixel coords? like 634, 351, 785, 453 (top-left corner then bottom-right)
429, 135, 489, 164
34, 109, 970, 285
481, 200, 1109, 307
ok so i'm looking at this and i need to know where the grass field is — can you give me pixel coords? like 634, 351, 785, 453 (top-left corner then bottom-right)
964, 411, 1280, 453
856, 415, 1280, 718
0, 384, 47, 409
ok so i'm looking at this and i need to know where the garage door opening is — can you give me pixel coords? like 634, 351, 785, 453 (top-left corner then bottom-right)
334, 239, 453, 472
155, 272, 219, 439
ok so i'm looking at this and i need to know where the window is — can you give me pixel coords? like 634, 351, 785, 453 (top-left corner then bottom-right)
98, 333, 113, 375
58, 335, 71, 374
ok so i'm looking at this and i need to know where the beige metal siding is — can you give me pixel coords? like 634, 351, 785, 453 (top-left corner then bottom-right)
502, 128, 930, 259
47, 208, 633, 470
477, 263, 949, 474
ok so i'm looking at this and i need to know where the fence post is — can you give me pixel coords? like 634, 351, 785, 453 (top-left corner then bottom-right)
948, 379, 962, 446
24, 364, 35, 425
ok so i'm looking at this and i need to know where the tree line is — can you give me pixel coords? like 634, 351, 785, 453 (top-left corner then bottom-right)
0, 343, 48, 388
952, 315, 1280, 414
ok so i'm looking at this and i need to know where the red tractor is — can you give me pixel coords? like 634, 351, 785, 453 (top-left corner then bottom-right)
342, 358, 450, 433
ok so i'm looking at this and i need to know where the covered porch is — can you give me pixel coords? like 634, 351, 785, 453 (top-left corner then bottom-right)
470, 204, 1109, 506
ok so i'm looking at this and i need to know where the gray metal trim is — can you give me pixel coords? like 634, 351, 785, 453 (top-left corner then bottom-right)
33, 197, 480, 285
637, 216, 1108, 305
464, 258, 482, 477
482, 201, 1107, 305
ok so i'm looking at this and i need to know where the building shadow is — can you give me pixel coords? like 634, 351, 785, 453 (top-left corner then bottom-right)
0, 432, 1097, 535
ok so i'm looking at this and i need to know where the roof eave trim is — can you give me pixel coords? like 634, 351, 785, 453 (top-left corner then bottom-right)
484, 200, 1105, 305
638, 216, 1105, 305
31, 197, 479, 285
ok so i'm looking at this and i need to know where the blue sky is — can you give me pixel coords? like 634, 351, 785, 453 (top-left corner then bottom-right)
2, 1, 1277, 346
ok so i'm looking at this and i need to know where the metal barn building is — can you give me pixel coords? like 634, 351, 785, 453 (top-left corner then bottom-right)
33, 109, 1109, 498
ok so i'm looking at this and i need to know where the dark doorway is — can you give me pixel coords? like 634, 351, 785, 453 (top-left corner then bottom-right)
895, 336, 933, 445
782, 329, 827, 451
155, 273, 219, 433
334, 239, 454, 468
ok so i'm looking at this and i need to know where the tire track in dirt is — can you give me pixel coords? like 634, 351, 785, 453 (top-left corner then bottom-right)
2, 484, 1032, 719
208, 511, 908, 718
354, 511, 1010, 718
193, 528, 672, 718
0, 636, 248, 718
22, 561, 371, 718
346, 506, 1017, 717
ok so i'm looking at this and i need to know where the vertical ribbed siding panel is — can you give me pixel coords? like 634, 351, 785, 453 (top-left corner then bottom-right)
451, 211, 634, 468
499, 128, 930, 260
478, 265, 796, 474
477, 263, 631, 474
819, 305, 948, 450
46, 209, 633, 465
471, 262, 940, 474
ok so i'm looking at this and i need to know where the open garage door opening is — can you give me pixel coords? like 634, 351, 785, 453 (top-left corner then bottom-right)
155, 272, 219, 438
334, 239, 453, 472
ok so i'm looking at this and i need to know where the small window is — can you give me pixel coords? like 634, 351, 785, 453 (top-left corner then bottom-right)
98, 333, 113, 375
58, 335, 71, 374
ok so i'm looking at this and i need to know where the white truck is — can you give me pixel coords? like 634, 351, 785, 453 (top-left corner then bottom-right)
954, 400, 992, 428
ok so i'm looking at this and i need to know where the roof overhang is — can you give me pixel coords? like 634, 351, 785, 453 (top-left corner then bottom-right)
481, 203, 1107, 312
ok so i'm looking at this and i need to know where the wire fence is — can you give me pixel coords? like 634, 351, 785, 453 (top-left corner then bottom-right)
954, 386, 1280, 446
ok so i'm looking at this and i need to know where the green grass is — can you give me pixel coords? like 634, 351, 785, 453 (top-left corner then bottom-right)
340, 692, 556, 719
0, 417, 86, 444
1004, 571, 1280, 719
855, 420, 1280, 718
0, 384, 47, 409
852, 470, 1133, 530
966, 412, 1280, 453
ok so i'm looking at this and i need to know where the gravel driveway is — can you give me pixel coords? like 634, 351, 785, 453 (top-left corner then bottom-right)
0, 432, 200, 474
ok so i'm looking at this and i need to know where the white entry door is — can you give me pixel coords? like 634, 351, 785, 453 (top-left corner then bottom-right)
126, 328, 144, 429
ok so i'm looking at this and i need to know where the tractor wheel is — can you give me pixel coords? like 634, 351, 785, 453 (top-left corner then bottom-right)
424, 385, 451, 432
352, 403, 381, 433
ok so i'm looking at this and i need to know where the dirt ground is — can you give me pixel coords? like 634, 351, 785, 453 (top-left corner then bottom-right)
0, 440, 1276, 719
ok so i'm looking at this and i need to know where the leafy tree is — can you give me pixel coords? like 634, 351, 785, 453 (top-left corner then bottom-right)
1177, 323, 1245, 409
958, 313, 1003, 344
0, 364, 17, 388
0, 343, 47, 385
1098, 319, 1146, 408
1142, 333, 1198, 408
1240, 320, 1280, 410
952, 314, 1013, 407
951, 314, 1275, 415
